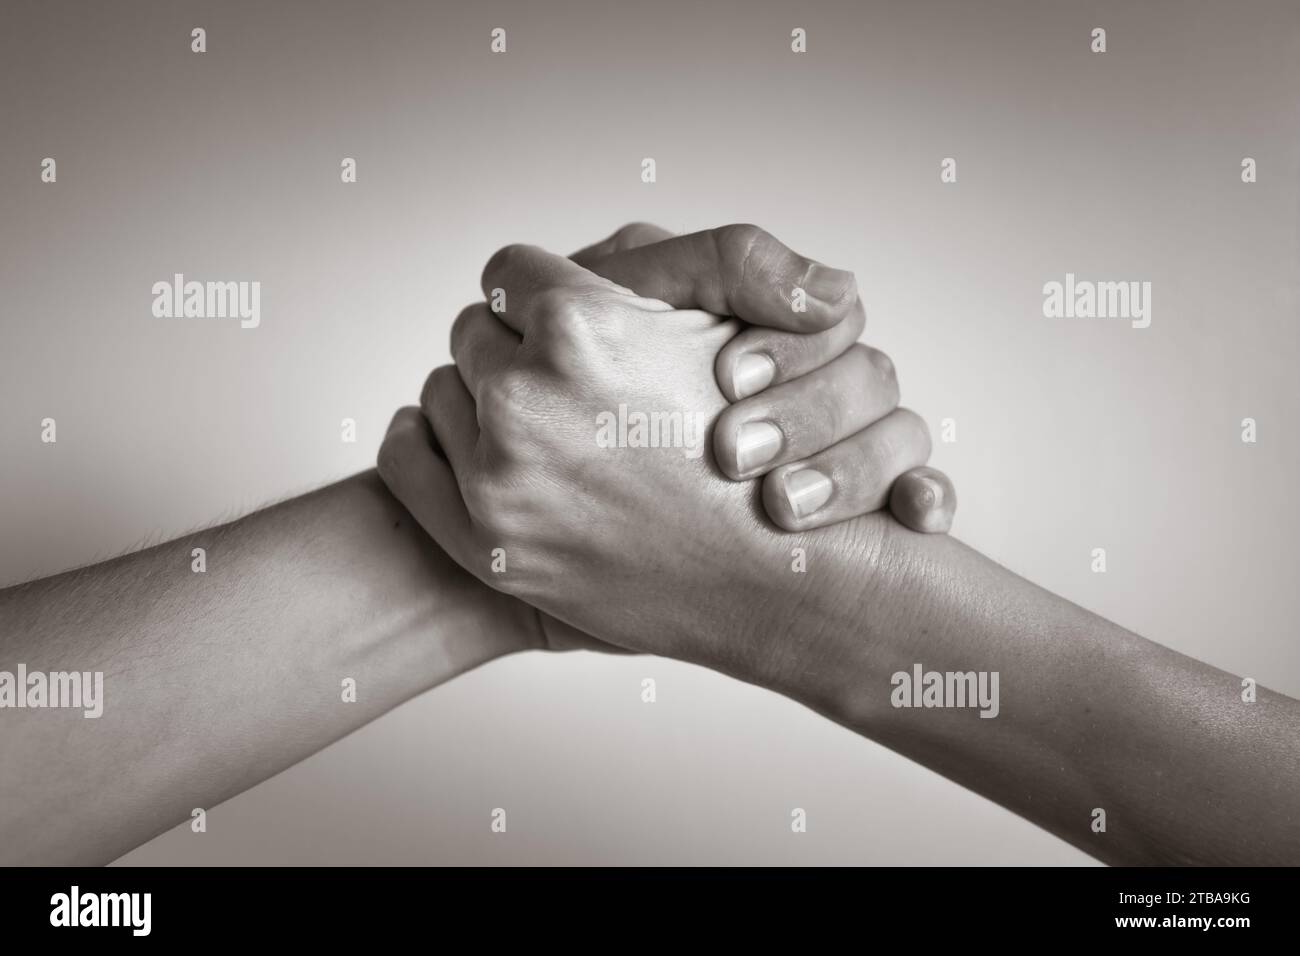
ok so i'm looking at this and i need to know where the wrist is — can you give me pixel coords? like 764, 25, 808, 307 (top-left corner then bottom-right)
799, 520, 979, 736
333, 471, 536, 695
737, 514, 908, 719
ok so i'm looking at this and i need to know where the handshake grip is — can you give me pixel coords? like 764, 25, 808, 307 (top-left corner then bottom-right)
569, 222, 957, 535
377, 218, 957, 613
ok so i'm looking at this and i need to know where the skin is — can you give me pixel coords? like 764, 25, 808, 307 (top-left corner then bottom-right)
380, 237, 1300, 866
0, 227, 940, 865
0, 471, 536, 865
572, 223, 956, 532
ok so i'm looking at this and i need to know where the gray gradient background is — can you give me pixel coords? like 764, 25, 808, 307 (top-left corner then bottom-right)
1, 0, 1296, 864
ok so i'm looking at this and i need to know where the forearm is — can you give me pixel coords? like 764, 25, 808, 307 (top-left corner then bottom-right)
788, 523, 1300, 865
0, 470, 534, 865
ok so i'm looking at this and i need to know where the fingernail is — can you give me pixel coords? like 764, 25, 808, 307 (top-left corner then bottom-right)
732, 353, 775, 399
784, 468, 833, 518
802, 263, 856, 306
735, 421, 782, 474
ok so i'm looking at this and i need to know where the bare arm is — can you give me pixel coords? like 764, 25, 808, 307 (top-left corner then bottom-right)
787, 526, 1300, 866
0, 470, 539, 865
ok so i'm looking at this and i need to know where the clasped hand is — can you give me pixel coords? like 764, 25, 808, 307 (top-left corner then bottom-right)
378, 223, 954, 683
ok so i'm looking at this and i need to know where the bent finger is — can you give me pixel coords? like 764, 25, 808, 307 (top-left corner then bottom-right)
376, 406, 478, 570
889, 466, 958, 534
761, 408, 932, 531
570, 222, 675, 264
419, 365, 481, 477
450, 302, 520, 402
576, 223, 857, 332
717, 298, 868, 401
715, 343, 900, 481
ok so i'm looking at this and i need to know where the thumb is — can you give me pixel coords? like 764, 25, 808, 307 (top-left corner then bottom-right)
570, 221, 675, 263
578, 223, 857, 332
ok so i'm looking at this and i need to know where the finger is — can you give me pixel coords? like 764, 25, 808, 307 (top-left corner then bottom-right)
450, 302, 520, 401
570, 222, 675, 264
714, 343, 900, 480
376, 406, 477, 569
889, 465, 958, 534
761, 408, 932, 531
419, 364, 480, 477
577, 223, 857, 332
717, 298, 867, 401
480, 243, 617, 336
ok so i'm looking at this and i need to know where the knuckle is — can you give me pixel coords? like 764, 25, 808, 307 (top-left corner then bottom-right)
715, 223, 766, 286
717, 222, 765, 253
531, 290, 605, 367
873, 407, 931, 468
849, 344, 899, 404
843, 341, 872, 365
853, 344, 896, 385
420, 365, 457, 412
614, 222, 661, 247
375, 410, 422, 484
868, 347, 897, 386
464, 480, 526, 544
477, 369, 533, 432
483, 243, 530, 285
895, 406, 929, 438
873, 350, 900, 403
449, 303, 481, 359
532, 287, 588, 331
462, 481, 500, 528
488, 242, 529, 270
375, 434, 404, 484
418, 369, 437, 411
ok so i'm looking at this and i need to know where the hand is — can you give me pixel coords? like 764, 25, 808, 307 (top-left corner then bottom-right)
378, 238, 912, 690
485, 222, 950, 658
572, 224, 956, 533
